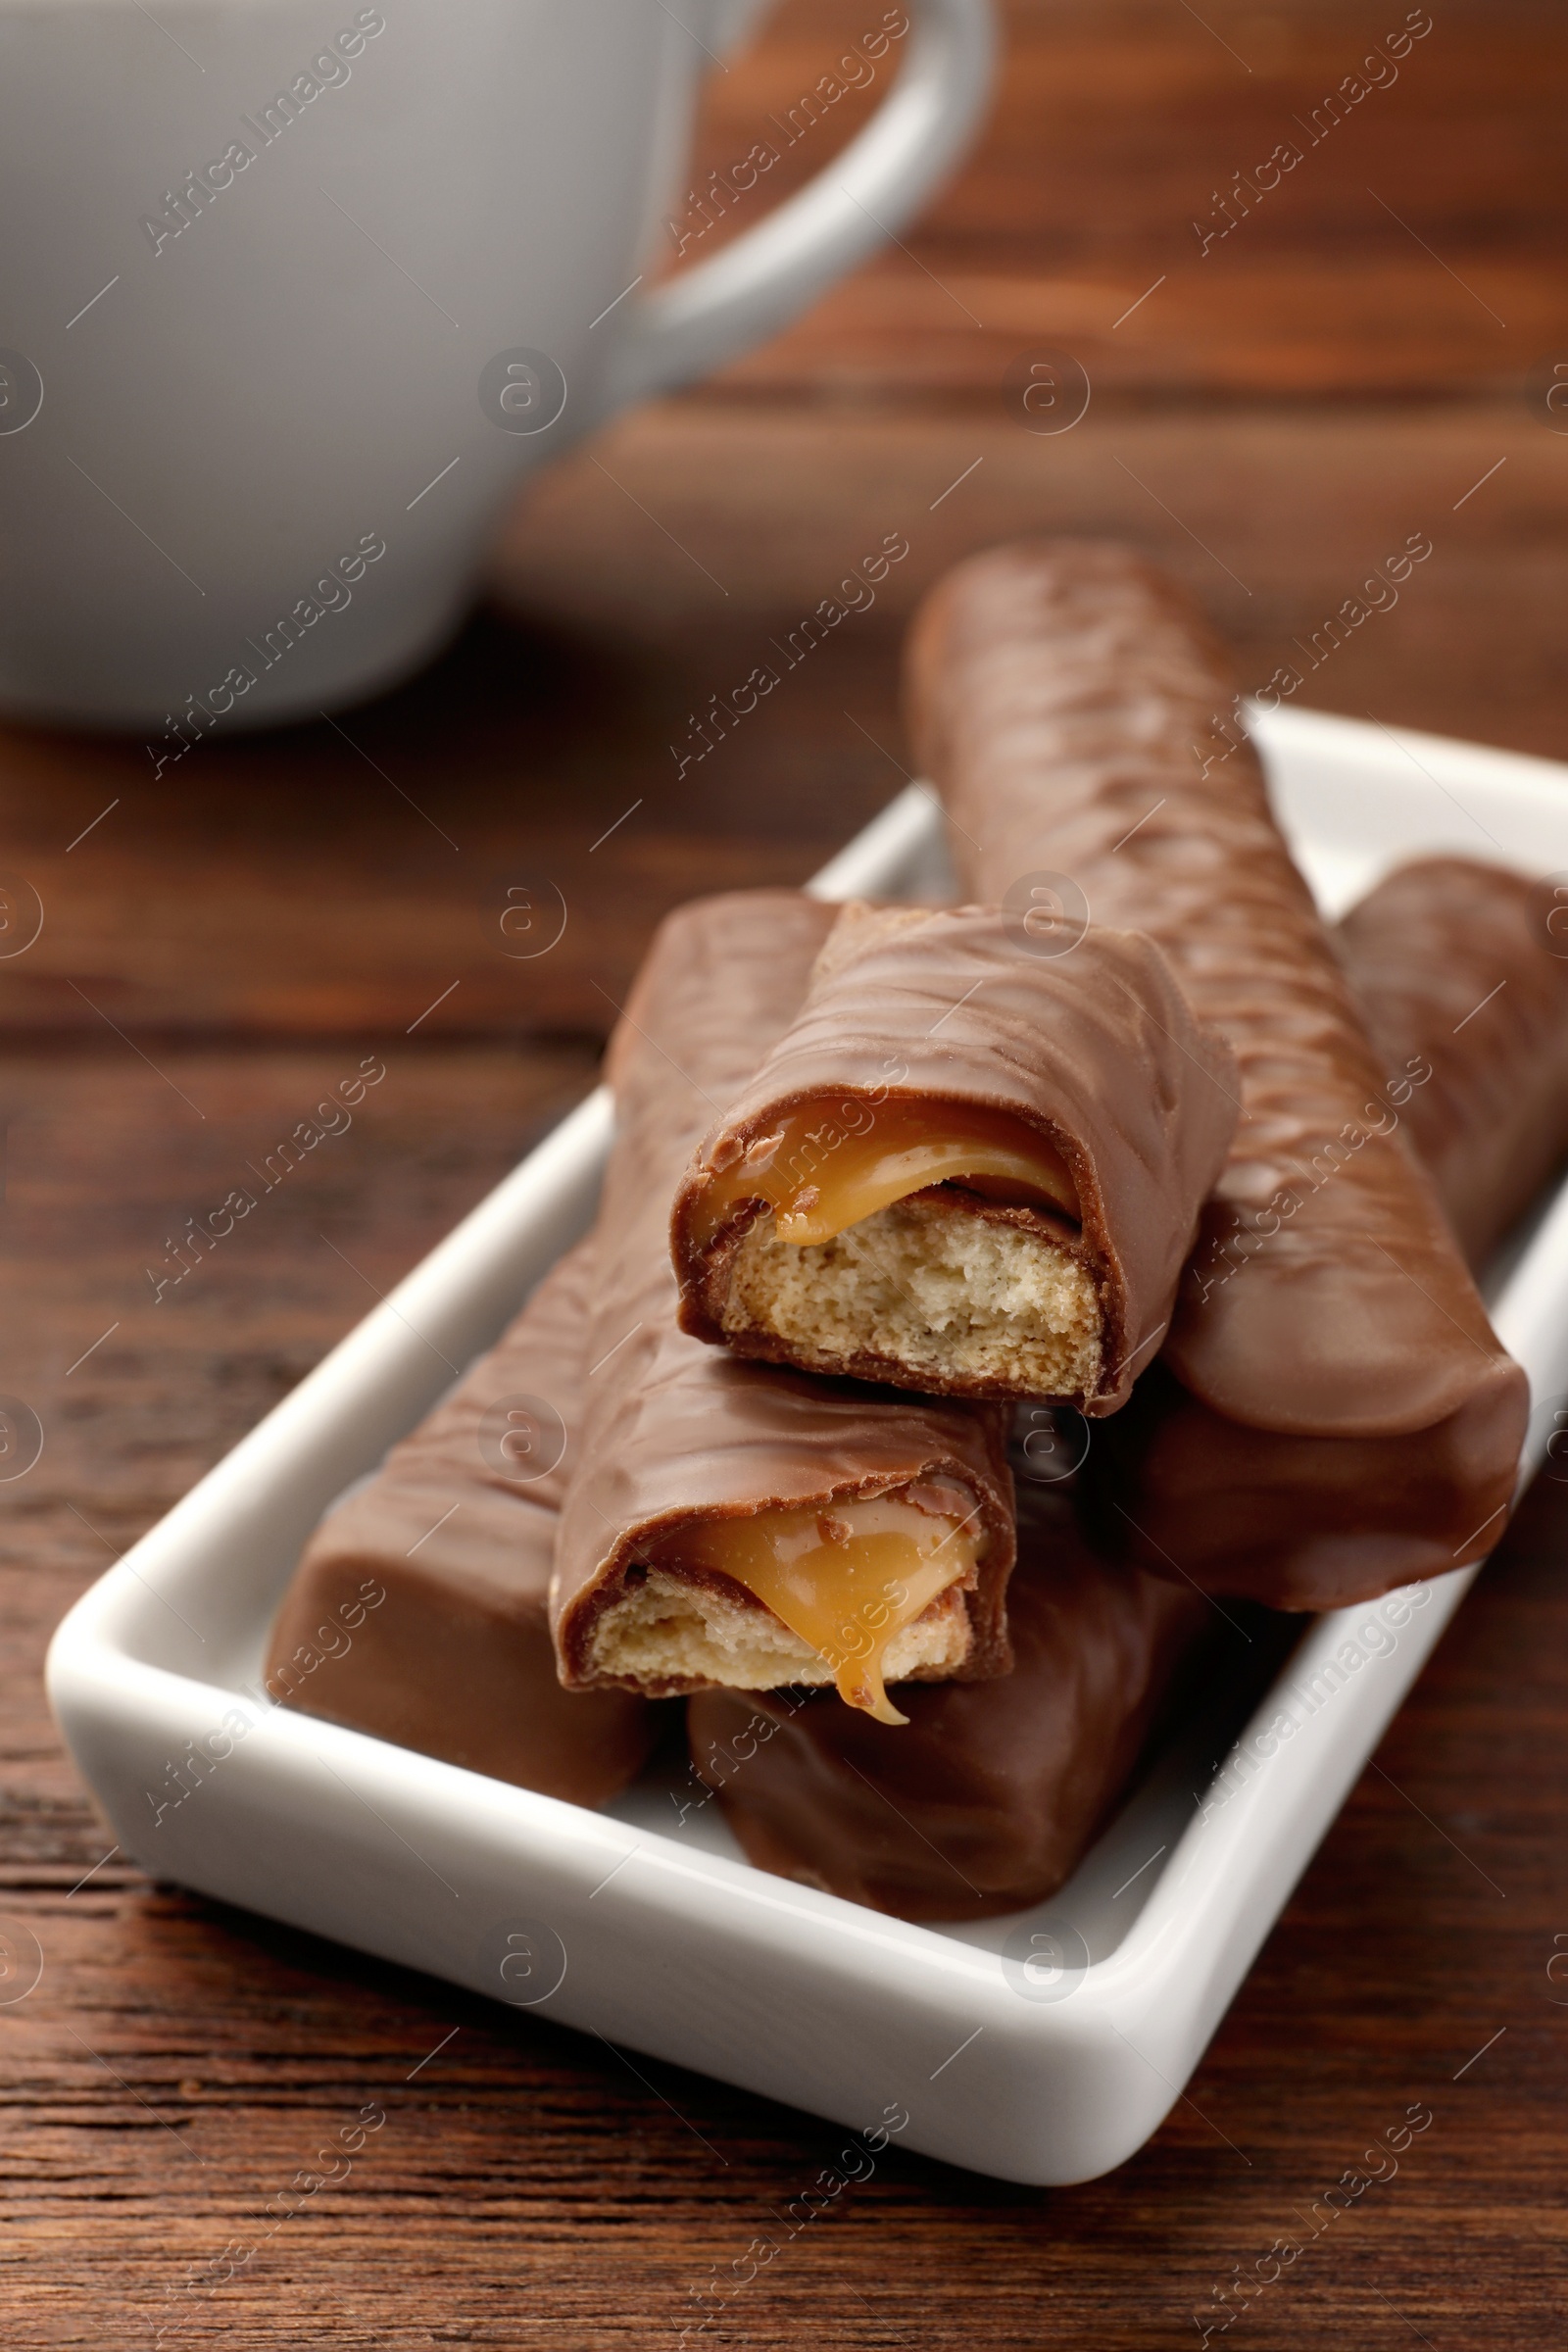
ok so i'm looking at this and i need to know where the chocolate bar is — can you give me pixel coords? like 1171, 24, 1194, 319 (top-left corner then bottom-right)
1077, 1354, 1527, 1610
551, 892, 1017, 1725
1339, 856, 1568, 1266
1081, 854, 1566, 1608
685, 1480, 1210, 1920
680, 854, 1568, 1910
265, 1246, 659, 1804
906, 541, 1526, 1596
672, 901, 1238, 1411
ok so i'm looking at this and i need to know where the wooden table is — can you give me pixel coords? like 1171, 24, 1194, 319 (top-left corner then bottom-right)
4, 3, 1566, 2341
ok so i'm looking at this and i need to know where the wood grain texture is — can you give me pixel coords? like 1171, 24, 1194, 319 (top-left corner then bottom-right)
686, 0, 1567, 400
8, 399, 1562, 1043
1, 1, 1566, 2342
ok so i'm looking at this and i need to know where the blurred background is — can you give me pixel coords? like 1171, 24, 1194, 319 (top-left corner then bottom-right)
6, 0, 1563, 1053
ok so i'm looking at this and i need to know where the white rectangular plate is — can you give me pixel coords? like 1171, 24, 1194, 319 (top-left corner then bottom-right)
47, 705, 1568, 2185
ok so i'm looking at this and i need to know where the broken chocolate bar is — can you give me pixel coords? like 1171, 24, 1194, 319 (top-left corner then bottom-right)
678, 854, 1568, 1902
685, 1479, 1210, 1920
551, 892, 1017, 1725
672, 900, 1238, 1411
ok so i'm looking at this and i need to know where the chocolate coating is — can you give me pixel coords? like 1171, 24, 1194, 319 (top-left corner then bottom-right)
552, 891, 1018, 1692
686, 1482, 1209, 1921
678, 854, 1568, 1904
906, 540, 1522, 1450
265, 1247, 659, 1804
1080, 1357, 1526, 1611
1339, 857, 1568, 1267
673, 902, 1239, 1412
1082, 856, 1558, 1605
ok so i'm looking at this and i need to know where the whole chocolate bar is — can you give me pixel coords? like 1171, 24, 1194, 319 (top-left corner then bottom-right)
1078, 1356, 1526, 1610
672, 901, 1238, 1412
265, 1246, 659, 1804
1339, 857, 1568, 1266
551, 891, 1018, 1726
685, 1480, 1210, 1921
1082, 855, 1566, 1607
906, 540, 1525, 1598
906, 540, 1522, 1442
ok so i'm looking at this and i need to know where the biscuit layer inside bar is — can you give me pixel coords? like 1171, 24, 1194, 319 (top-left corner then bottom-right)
696, 1097, 1078, 1247
589, 1494, 982, 1725
721, 1197, 1102, 1396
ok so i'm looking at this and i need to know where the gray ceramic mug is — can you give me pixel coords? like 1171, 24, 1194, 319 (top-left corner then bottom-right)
0, 0, 993, 733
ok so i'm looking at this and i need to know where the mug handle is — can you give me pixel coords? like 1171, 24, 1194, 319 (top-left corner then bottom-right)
607, 0, 996, 410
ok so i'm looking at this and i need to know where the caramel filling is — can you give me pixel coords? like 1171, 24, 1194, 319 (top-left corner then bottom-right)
662, 1494, 981, 1725
695, 1097, 1078, 1250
